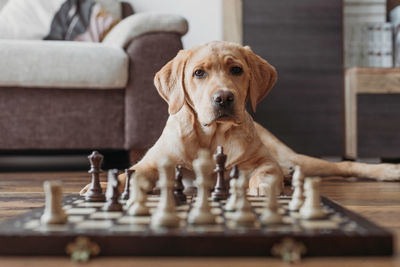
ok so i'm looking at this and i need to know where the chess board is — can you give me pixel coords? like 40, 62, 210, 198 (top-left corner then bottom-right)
0, 194, 393, 258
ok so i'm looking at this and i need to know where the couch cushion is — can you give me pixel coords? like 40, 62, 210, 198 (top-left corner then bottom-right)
0, 40, 128, 89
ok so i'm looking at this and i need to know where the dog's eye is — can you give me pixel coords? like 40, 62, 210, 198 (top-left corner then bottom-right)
194, 69, 207, 79
230, 66, 243, 76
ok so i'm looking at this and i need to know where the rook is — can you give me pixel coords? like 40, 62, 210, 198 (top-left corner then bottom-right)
299, 177, 325, 220
41, 181, 67, 225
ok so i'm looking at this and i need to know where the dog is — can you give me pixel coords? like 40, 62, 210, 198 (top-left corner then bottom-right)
81, 41, 400, 196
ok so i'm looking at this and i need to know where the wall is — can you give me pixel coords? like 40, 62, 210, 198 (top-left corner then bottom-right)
0, 0, 8, 10
127, 0, 242, 48
243, 0, 343, 157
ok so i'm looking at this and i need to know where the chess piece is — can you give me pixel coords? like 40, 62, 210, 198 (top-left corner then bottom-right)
232, 173, 256, 226
188, 149, 217, 225
212, 146, 229, 201
174, 165, 187, 205
288, 165, 305, 211
41, 181, 67, 225
224, 166, 240, 212
121, 169, 134, 201
230, 165, 239, 180
299, 177, 325, 220
103, 169, 123, 212
227, 164, 239, 191
259, 177, 283, 225
85, 151, 105, 202
151, 158, 180, 228
128, 172, 151, 216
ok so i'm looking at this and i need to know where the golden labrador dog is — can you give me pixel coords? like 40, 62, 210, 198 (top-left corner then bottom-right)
81, 41, 400, 195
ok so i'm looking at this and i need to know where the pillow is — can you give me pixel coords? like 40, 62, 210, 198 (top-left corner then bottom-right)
0, 0, 120, 41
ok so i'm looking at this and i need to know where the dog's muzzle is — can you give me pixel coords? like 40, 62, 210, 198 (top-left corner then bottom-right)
212, 90, 235, 119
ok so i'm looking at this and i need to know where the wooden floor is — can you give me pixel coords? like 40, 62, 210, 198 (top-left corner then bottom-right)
0, 172, 400, 266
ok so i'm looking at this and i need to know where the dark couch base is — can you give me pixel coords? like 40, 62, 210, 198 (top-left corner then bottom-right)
0, 149, 131, 171
0, 88, 125, 149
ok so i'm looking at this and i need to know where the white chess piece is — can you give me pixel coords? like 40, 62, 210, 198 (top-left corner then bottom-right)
128, 172, 151, 216
224, 178, 239, 212
151, 158, 180, 228
232, 173, 256, 226
259, 177, 283, 225
40, 181, 67, 225
288, 165, 305, 211
299, 177, 325, 220
188, 149, 217, 225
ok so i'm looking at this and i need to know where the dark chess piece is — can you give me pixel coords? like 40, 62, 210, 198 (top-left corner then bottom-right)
212, 146, 229, 201
103, 169, 123, 211
174, 165, 186, 205
85, 151, 106, 202
121, 169, 134, 200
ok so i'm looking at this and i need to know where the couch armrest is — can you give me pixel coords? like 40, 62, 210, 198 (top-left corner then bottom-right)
102, 12, 188, 48
124, 32, 183, 151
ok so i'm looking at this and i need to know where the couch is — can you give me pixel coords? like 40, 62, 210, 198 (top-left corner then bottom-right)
0, 1, 188, 163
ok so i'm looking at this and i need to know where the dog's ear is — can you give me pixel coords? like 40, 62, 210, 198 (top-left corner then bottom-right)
244, 46, 277, 113
154, 50, 189, 115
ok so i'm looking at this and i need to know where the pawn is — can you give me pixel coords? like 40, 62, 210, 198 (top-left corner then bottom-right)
151, 158, 180, 228
127, 172, 151, 216
288, 166, 305, 211
232, 173, 256, 226
174, 165, 186, 205
259, 177, 283, 225
121, 169, 134, 201
41, 181, 68, 225
188, 149, 217, 225
224, 166, 239, 212
103, 169, 123, 212
299, 177, 325, 220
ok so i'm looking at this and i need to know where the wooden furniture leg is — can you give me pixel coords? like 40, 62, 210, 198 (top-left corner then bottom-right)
344, 68, 358, 160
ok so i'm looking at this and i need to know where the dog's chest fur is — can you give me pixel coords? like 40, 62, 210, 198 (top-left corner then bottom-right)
174, 106, 262, 169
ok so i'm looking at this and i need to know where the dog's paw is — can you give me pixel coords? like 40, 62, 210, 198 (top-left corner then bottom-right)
79, 182, 108, 196
248, 175, 284, 196
376, 164, 400, 181
248, 186, 259, 196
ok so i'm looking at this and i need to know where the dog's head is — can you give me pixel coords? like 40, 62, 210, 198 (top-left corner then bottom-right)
154, 41, 277, 126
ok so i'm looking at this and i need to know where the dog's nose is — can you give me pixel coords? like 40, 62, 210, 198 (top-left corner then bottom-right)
212, 91, 234, 107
